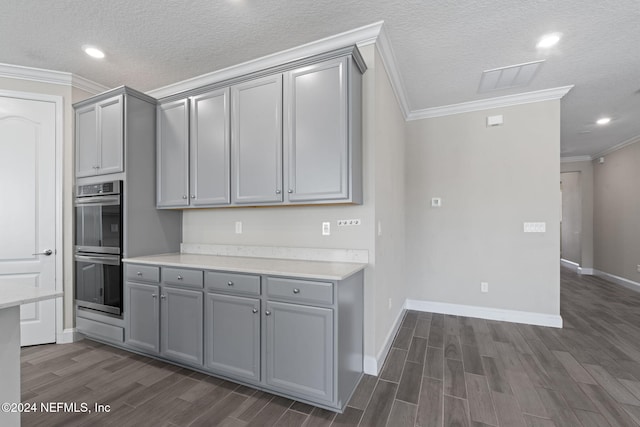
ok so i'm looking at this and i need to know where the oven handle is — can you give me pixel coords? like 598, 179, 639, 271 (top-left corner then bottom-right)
74, 195, 121, 206
74, 254, 121, 266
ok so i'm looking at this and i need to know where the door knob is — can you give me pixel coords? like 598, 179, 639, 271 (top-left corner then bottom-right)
32, 249, 53, 256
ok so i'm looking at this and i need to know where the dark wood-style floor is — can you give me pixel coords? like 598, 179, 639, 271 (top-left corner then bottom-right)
20, 268, 640, 426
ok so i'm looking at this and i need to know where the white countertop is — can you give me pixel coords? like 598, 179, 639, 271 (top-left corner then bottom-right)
0, 285, 62, 310
123, 253, 366, 281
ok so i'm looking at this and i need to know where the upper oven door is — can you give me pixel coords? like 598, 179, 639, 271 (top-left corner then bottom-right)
75, 195, 122, 254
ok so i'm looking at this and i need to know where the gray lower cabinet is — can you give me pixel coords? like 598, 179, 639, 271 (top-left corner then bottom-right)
205, 293, 260, 382
125, 265, 203, 367
125, 282, 160, 354
265, 301, 334, 403
161, 286, 203, 366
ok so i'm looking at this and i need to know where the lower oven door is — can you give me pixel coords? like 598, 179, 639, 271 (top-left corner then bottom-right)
75, 253, 122, 315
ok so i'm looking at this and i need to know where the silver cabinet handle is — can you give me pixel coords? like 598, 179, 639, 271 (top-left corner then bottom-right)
265, 310, 271, 316
275, 189, 281, 194
191, 195, 196, 198
252, 308, 258, 314
227, 281, 234, 286
293, 288, 300, 294
32, 249, 53, 256
288, 189, 293, 193
182, 195, 187, 199
177, 275, 183, 280
137, 271, 142, 276
152, 294, 157, 298
160, 295, 166, 299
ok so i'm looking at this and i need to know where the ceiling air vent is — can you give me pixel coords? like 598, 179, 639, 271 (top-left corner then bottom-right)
478, 60, 545, 93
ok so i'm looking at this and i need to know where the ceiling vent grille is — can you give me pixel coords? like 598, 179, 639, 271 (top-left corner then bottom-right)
478, 60, 545, 93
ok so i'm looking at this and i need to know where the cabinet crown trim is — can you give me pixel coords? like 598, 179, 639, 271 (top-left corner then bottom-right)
73, 85, 157, 109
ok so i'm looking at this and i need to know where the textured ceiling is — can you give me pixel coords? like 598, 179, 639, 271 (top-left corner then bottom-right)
2, 0, 639, 157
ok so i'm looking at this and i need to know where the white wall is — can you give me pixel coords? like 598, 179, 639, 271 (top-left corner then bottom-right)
593, 140, 640, 283
561, 160, 594, 270
405, 100, 561, 317
0, 77, 94, 330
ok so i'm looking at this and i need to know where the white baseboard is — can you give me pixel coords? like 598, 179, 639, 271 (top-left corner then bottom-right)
57, 328, 80, 344
594, 269, 640, 293
405, 299, 563, 328
560, 258, 580, 271
363, 307, 405, 375
578, 267, 594, 275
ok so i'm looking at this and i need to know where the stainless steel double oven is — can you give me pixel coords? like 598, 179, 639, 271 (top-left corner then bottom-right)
74, 181, 123, 315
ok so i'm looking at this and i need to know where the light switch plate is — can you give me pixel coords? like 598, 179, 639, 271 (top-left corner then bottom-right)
235, 221, 242, 234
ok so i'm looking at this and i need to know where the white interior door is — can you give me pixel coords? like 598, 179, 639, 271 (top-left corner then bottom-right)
0, 94, 57, 346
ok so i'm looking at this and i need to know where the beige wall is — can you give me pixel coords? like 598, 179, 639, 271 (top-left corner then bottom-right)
405, 101, 561, 315
561, 160, 594, 269
0, 77, 94, 331
560, 171, 581, 264
593, 141, 640, 282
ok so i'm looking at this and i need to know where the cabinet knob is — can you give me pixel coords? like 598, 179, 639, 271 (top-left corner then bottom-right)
227, 281, 234, 286
160, 294, 166, 299
137, 271, 142, 276
252, 308, 258, 314
293, 288, 300, 294
182, 195, 187, 199
288, 189, 293, 193
265, 310, 271, 316
191, 195, 196, 199
152, 294, 157, 298
275, 189, 281, 194
177, 275, 183, 280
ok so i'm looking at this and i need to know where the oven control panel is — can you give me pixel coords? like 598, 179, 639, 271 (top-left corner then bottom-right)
77, 181, 121, 197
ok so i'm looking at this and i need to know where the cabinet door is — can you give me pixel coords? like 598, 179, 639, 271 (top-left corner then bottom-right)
205, 293, 260, 381
97, 95, 124, 175
125, 282, 160, 354
161, 286, 203, 366
157, 99, 189, 207
265, 301, 334, 403
285, 58, 348, 202
190, 88, 231, 206
75, 104, 98, 178
231, 74, 283, 204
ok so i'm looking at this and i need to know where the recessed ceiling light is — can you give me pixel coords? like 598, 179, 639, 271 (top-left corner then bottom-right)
596, 117, 611, 125
83, 46, 105, 59
536, 33, 561, 49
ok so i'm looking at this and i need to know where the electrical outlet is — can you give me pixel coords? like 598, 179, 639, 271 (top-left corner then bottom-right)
235, 221, 242, 234
378, 221, 382, 236
637, 265, 640, 273
338, 219, 361, 226
388, 298, 392, 309
322, 222, 330, 236
481, 282, 489, 293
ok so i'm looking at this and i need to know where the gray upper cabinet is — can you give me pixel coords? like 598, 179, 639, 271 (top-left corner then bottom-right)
205, 292, 260, 382
157, 99, 189, 207
231, 74, 283, 204
190, 88, 231, 206
75, 94, 124, 177
284, 58, 349, 202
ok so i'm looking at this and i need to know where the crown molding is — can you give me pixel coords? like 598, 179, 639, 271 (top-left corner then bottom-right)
0, 62, 108, 95
561, 155, 592, 163
148, 21, 385, 99
593, 134, 640, 159
407, 85, 574, 121
364, 25, 411, 119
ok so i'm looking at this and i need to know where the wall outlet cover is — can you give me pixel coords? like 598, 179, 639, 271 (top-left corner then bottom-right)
322, 222, 330, 236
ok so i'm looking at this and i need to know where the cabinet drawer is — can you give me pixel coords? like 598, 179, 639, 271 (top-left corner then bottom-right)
162, 267, 203, 288
125, 264, 160, 283
206, 271, 260, 296
266, 277, 333, 306
77, 317, 124, 343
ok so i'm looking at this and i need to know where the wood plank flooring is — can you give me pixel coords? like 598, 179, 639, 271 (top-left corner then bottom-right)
20, 267, 640, 426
